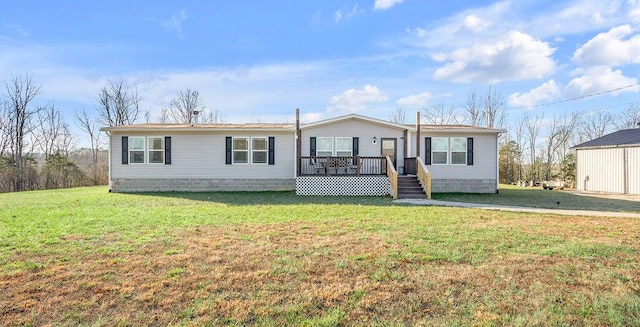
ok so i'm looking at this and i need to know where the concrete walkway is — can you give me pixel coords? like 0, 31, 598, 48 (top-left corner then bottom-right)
393, 198, 640, 219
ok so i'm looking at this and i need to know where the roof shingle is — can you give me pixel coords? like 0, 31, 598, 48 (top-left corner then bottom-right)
572, 128, 640, 149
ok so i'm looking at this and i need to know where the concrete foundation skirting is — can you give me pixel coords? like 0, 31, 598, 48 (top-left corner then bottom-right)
296, 176, 391, 196
431, 179, 497, 193
110, 178, 296, 192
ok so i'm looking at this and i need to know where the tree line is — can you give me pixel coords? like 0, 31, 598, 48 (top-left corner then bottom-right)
0, 74, 220, 193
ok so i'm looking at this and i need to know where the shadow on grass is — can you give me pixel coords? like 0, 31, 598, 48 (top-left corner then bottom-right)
433, 186, 640, 213
130, 190, 397, 206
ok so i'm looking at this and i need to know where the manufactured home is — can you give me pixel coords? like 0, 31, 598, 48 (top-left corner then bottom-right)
101, 112, 505, 198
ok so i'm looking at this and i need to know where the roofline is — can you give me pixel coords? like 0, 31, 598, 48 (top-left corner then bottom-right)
416, 127, 507, 134
100, 126, 296, 133
571, 143, 640, 150
301, 114, 415, 131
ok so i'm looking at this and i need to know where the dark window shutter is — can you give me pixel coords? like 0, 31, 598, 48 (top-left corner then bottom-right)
121, 136, 128, 165
424, 137, 432, 165
310, 137, 316, 157
164, 136, 172, 165
268, 137, 275, 165
225, 137, 232, 165
467, 137, 474, 166
352, 137, 359, 164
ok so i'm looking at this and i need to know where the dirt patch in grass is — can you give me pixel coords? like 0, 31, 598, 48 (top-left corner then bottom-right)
2, 221, 639, 326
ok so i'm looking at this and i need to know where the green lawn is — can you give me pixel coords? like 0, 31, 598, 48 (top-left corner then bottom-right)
1, 187, 639, 326
433, 184, 640, 212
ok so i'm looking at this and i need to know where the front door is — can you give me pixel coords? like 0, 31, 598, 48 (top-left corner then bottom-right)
381, 138, 397, 168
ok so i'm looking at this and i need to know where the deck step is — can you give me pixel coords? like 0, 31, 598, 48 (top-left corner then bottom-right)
396, 176, 426, 199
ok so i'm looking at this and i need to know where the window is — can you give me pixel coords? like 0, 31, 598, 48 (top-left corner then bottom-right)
450, 137, 467, 165
129, 137, 145, 164
432, 137, 448, 164
252, 137, 267, 164
233, 138, 249, 164
148, 137, 164, 164
336, 137, 352, 157
317, 137, 333, 157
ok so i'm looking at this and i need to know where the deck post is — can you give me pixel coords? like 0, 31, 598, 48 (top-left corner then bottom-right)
416, 112, 421, 158
296, 108, 301, 177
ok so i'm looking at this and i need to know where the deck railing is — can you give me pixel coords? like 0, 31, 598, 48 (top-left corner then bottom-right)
299, 156, 387, 176
386, 156, 398, 199
416, 157, 432, 199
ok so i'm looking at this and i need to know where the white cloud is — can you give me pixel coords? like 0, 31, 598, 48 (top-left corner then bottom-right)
147, 9, 188, 34
396, 91, 431, 108
462, 15, 489, 32
334, 4, 364, 23
508, 80, 560, 107
327, 85, 389, 113
374, 0, 403, 11
433, 31, 556, 83
573, 24, 640, 66
565, 66, 639, 98
301, 112, 324, 123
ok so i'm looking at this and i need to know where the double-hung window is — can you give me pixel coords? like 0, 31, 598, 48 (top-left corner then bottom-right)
431, 137, 448, 165
317, 137, 333, 157
147, 137, 164, 164
129, 137, 145, 164
233, 138, 249, 164
252, 137, 268, 164
450, 137, 467, 165
336, 137, 352, 157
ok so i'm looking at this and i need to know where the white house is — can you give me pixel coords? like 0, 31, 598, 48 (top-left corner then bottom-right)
572, 128, 640, 195
101, 111, 505, 197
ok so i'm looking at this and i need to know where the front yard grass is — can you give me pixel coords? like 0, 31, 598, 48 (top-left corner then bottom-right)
1, 186, 639, 326
433, 184, 640, 212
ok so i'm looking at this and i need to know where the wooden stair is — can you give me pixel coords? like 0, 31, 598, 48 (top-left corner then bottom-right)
397, 175, 426, 199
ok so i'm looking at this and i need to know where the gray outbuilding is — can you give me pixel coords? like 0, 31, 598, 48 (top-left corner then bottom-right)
572, 129, 640, 195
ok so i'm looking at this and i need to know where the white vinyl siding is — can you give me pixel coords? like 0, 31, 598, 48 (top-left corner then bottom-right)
147, 137, 164, 164
129, 137, 145, 164
111, 131, 295, 180
420, 132, 498, 180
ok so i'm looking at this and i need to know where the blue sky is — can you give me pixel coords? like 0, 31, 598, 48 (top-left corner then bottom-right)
1, 0, 639, 133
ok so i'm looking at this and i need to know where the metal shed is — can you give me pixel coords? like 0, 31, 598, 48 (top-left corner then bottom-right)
572, 129, 640, 195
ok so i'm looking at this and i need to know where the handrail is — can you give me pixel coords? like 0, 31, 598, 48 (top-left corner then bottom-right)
416, 157, 432, 199
386, 156, 398, 199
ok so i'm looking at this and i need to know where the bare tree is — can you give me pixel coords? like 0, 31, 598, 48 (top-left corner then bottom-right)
524, 112, 543, 184
514, 117, 527, 182
35, 103, 75, 158
614, 103, 640, 130
74, 108, 103, 184
167, 89, 203, 124
96, 79, 142, 127
423, 102, 459, 125
579, 110, 613, 142
463, 90, 485, 126
388, 107, 407, 124
0, 99, 11, 156
483, 86, 506, 128
4, 74, 42, 191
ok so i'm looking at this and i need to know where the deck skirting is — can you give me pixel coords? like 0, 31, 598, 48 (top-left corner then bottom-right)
296, 176, 391, 196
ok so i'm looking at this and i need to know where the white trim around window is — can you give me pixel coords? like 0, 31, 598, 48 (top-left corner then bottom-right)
128, 136, 145, 164
147, 136, 165, 164
232, 137, 249, 164
431, 137, 448, 165
450, 137, 467, 165
251, 137, 268, 164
